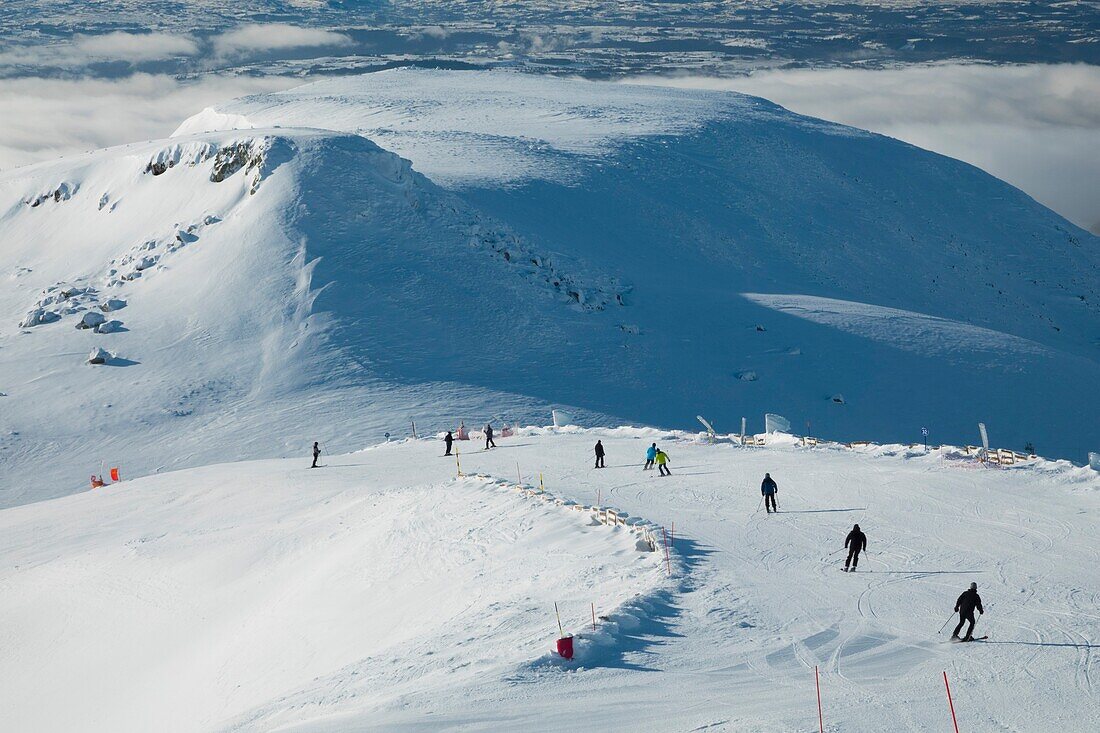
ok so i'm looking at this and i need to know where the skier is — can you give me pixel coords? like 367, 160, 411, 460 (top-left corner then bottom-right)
644, 443, 657, 470
594, 440, 606, 468
311, 441, 321, 469
952, 582, 984, 641
656, 448, 671, 476
90, 474, 105, 489
484, 422, 496, 450
761, 473, 778, 513
444, 431, 454, 456
843, 523, 867, 571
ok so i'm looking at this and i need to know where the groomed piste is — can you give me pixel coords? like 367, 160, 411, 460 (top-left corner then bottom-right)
1, 426, 1097, 732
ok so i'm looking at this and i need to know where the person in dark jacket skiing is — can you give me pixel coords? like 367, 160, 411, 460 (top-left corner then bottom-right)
644, 443, 657, 470
484, 423, 496, 450
761, 473, 778, 512
444, 431, 454, 456
311, 441, 321, 469
952, 582, 984, 641
594, 440, 606, 468
843, 524, 867, 571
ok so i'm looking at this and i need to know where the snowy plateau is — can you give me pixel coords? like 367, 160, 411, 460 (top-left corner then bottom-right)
1, 69, 1099, 732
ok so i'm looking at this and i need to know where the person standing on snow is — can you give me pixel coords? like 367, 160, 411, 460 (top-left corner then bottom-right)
594, 440, 606, 468
644, 443, 657, 470
761, 473, 778, 513
484, 423, 496, 450
843, 524, 867, 571
311, 441, 321, 469
444, 431, 454, 456
952, 582, 984, 641
656, 448, 671, 476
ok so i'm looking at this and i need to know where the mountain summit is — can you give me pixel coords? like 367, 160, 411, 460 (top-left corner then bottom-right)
1, 69, 1096, 504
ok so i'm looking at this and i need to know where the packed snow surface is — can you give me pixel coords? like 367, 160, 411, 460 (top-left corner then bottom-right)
1, 428, 1097, 731
2, 69, 1098, 510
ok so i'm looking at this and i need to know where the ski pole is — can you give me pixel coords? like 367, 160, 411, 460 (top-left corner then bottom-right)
757, 495, 764, 512
937, 612, 956, 634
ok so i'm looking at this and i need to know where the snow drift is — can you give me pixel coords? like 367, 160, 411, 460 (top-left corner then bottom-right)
1, 69, 1098, 507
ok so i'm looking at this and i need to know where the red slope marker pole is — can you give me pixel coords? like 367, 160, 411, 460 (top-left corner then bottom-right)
944, 670, 961, 733
815, 665, 824, 733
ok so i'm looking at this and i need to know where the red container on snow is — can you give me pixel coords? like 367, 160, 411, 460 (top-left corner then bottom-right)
556, 635, 574, 660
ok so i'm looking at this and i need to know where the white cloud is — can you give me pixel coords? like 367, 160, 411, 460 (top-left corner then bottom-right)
212, 24, 353, 57
0, 74, 306, 171
624, 64, 1100, 232
0, 31, 200, 68
74, 31, 200, 61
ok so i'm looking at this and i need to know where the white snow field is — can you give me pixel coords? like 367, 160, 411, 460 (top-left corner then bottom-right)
2, 69, 1099, 510
1, 428, 1097, 732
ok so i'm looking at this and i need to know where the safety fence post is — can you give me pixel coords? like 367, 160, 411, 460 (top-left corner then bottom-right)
815, 665, 824, 733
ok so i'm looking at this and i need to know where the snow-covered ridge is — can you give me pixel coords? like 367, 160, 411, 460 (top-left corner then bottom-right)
2, 69, 1098, 510
171, 69, 1099, 459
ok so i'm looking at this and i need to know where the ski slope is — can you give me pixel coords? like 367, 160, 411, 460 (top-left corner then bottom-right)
2, 69, 1098, 511
1, 427, 1097, 732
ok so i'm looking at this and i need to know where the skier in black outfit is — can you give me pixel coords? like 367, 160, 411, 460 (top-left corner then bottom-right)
761, 473, 778, 513
952, 582, 984, 641
843, 524, 867, 571
444, 431, 454, 456
311, 441, 321, 469
594, 440, 606, 468
484, 423, 496, 449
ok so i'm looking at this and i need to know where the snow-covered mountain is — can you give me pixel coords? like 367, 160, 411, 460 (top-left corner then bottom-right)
1, 69, 1097, 507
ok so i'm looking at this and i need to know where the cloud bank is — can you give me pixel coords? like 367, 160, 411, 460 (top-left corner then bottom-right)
0, 74, 305, 171
0, 24, 353, 72
212, 24, 353, 57
626, 64, 1100, 233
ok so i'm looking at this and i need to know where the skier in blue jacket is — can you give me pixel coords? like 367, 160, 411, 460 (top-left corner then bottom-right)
644, 443, 657, 470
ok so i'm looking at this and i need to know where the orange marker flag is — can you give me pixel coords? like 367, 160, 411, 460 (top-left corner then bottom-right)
110, 467, 120, 482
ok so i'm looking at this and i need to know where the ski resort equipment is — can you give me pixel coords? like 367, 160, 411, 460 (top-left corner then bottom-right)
556, 635, 574, 660
765, 413, 790, 434
696, 415, 716, 437
90, 475, 105, 489
551, 409, 573, 428
456, 423, 469, 440
815, 665, 825, 733
978, 422, 990, 461
554, 602, 574, 659
110, 467, 120, 482
943, 671, 961, 733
